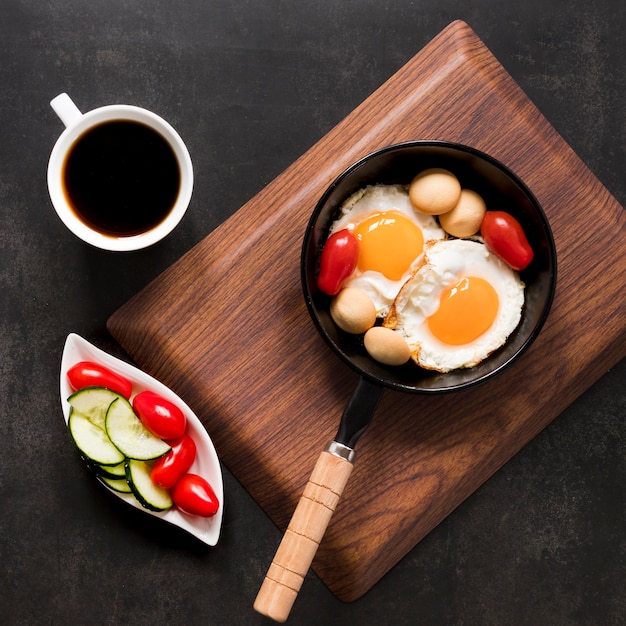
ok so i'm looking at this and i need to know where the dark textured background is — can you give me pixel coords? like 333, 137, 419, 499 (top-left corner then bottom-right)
1, 1, 624, 625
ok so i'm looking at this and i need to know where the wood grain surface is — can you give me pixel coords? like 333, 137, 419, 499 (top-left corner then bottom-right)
107, 20, 626, 602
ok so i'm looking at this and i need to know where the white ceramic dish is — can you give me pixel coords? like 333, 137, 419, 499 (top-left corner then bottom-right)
60, 333, 223, 546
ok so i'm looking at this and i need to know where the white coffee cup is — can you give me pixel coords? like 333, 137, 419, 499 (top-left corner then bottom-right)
47, 93, 193, 251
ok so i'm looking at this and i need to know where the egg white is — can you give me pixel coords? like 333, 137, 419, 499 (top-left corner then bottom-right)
329, 184, 445, 317
385, 239, 525, 372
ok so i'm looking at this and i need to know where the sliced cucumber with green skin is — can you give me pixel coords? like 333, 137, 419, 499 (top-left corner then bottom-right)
99, 476, 132, 493
91, 460, 127, 479
69, 410, 125, 466
105, 397, 171, 461
126, 459, 173, 511
68, 387, 123, 430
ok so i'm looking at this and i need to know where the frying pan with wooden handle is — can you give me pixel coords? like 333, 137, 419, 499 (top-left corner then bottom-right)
254, 141, 557, 622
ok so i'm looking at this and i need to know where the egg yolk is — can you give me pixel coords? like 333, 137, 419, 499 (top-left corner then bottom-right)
427, 276, 499, 345
353, 212, 424, 281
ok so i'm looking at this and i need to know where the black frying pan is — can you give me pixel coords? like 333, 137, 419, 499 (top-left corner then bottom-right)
255, 141, 557, 622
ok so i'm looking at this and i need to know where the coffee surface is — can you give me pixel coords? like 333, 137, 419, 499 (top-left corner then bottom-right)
63, 120, 180, 237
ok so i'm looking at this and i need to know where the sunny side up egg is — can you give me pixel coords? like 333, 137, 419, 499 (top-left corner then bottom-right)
384, 239, 525, 372
329, 184, 445, 317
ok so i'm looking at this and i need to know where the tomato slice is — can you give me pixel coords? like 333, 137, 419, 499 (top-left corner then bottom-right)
132, 391, 187, 440
172, 474, 220, 517
150, 434, 197, 489
67, 361, 132, 398
481, 211, 534, 271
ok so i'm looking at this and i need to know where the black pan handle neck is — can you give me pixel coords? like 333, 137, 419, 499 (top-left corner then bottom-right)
334, 376, 385, 450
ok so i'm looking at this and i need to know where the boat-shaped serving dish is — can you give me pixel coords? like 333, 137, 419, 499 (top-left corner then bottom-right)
60, 333, 224, 546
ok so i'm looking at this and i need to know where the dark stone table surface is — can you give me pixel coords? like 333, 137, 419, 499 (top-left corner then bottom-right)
1, 2, 623, 625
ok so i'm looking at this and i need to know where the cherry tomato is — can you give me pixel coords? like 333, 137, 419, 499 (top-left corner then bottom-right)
172, 474, 220, 517
481, 211, 534, 271
67, 361, 132, 398
150, 434, 197, 489
132, 391, 187, 440
316, 229, 359, 295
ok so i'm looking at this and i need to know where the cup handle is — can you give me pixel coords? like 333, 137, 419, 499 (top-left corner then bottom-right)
50, 93, 83, 128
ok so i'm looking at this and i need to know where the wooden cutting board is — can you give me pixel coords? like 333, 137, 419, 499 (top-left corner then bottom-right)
107, 20, 626, 602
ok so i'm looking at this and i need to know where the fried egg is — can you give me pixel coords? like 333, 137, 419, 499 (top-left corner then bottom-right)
329, 184, 445, 317
384, 239, 525, 372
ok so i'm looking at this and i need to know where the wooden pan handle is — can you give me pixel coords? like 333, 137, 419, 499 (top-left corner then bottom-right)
253, 445, 354, 622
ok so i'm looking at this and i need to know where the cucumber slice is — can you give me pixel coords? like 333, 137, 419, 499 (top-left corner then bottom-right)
68, 410, 125, 466
92, 460, 127, 479
105, 397, 171, 461
68, 387, 123, 430
99, 476, 132, 493
126, 459, 173, 511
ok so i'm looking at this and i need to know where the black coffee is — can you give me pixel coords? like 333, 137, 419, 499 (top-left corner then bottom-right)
63, 120, 181, 237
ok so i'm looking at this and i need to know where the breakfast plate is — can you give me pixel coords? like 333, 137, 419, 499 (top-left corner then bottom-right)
60, 333, 223, 546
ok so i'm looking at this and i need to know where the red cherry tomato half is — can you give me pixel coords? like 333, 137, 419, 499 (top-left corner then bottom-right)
172, 474, 220, 517
150, 434, 197, 489
316, 229, 359, 295
481, 211, 534, 271
67, 361, 132, 398
132, 391, 187, 440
